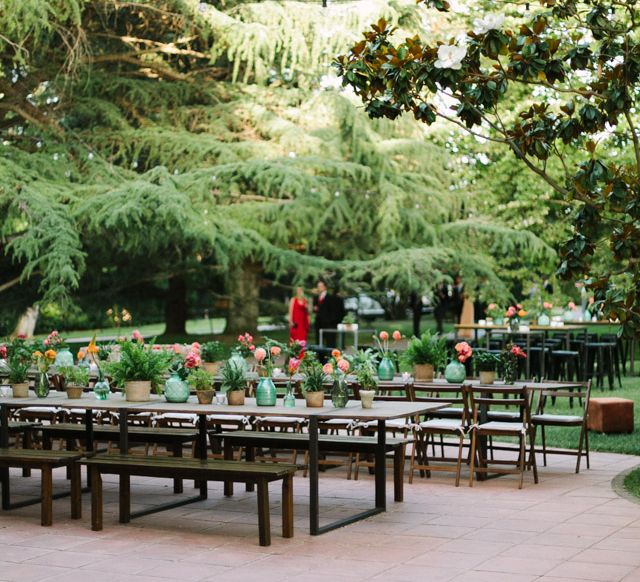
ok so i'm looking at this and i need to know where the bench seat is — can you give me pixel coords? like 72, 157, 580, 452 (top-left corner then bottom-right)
82, 454, 297, 546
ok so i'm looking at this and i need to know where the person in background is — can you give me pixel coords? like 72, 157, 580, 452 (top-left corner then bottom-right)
313, 279, 345, 347
289, 286, 310, 343
451, 275, 465, 323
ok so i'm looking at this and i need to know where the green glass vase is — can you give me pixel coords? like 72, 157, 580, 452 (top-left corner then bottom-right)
283, 381, 296, 408
164, 373, 190, 403
228, 352, 249, 374
256, 377, 277, 406
377, 356, 395, 381
444, 360, 466, 384
54, 348, 74, 368
93, 378, 110, 400
331, 376, 348, 408
34, 372, 50, 398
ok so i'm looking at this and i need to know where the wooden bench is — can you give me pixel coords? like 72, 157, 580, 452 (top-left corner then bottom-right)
210, 431, 410, 502
0, 449, 83, 526
82, 454, 297, 546
41, 423, 201, 493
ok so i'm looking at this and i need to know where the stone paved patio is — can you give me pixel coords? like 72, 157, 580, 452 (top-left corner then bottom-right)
1, 452, 640, 582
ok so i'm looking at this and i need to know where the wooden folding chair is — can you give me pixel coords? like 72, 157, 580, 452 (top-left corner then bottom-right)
467, 385, 538, 489
530, 380, 592, 473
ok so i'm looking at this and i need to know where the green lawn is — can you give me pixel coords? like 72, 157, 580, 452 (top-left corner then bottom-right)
624, 467, 640, 499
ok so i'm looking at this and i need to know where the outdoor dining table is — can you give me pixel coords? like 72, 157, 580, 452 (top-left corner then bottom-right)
0, 392, 446, 536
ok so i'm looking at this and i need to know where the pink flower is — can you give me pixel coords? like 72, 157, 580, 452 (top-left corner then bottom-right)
152, 345, 162, 351
132, 329, 143, 342
191, 342, 201, 352
249, 344, 255, 352
516, 304, 522, 310
270, 346, 281, 357
392, 330, 402, 341
172, 343, 182, 354
488, 303, 496, 310
288, 357, 301, 375
379, 331, 389, 341
337, 358, 350, 373
506, 306, 517, 317
43, 339, 49, 346
185, 351, 201, 369
455, 341, 473, 363
254, 347, 267, 362
511, 345, 527, 359
237, 335, 244, 342
299, 340, 306, 348
323, 363, 334, 375
543, 302, 553, 310
17, 333, 26, 339
0, 345, 6, 359
568, 301, 576, 310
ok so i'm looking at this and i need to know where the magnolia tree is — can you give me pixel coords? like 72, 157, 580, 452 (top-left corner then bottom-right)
336, 0, 640, 337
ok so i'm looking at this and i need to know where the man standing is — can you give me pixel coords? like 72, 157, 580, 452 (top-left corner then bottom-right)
313, 279, 344, 347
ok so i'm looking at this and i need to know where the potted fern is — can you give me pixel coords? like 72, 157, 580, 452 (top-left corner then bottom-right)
220, 361, 247, 405
402, 331, 447, 381
108, 340, 171, 401
474, 351, 500, 385
356, 363, 378, 409
59, 366, 89, 399
200, 341, 225, 375
188, 367, 215, 404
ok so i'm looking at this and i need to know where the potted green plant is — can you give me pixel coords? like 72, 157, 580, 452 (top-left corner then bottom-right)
402, 331, 447, 381
108, 340, 171, 401
200, 341, 225, 374
356, 363, 378, 409
302, 356, 326, 408
6, 354, 30, 397
59, 366, 89, 399
338, 312, 358, 332
474, 351, 500, 385
220, 362, 247, 405
188, 367, 215, 404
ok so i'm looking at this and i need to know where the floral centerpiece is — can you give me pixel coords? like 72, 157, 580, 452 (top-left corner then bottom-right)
402, 331, 446, 381
200, 341, 225, 374
253, 343, 281, 406
500, 344, 527, 384
486, 303, 504, 323
322, 349, 350, 407
45, 330, 73, 368
229, 332, 254, 372
85, 336, 110, 400
445, 341, 472, 383
58, 365, 89, 399
188, 367, 215, 404
32, 349, 57, 398
505, 304, 527, 331
301, 353, 326, 407
4, 338, 32, 397
374, 330, 401, 380
537, 301, 553, 326
164, 342, 201, 403
283, 356, 301, 407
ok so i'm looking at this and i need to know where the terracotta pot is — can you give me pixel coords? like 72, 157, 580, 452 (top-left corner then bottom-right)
227, 390, 245, 406
360, 389, 375, 409
305, 391, 325, 408
124, 380, 152, 402
479, 370, 496, 385
202, 362, 219, 375
65, 386, 84, 399
196, 389, 215, 405
414, 364, 434, 382
12, 383, 29, 398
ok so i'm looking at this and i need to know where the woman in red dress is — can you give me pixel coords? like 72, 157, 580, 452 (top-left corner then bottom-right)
289, 286, 310, 343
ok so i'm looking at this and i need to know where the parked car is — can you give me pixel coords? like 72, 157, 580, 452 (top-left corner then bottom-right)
344, 294, 385, 321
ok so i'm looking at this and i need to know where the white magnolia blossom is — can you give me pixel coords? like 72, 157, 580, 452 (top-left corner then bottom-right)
473, 13, 505, 35
434, 44, 467, 70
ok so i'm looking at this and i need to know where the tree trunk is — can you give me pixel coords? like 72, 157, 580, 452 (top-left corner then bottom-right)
225, 263, 261, 335
12, 305, 39, 338
165, 275, 187, 336
411, 292, 421, 337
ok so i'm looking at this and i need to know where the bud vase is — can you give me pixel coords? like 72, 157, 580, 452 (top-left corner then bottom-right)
377, 356, 395, 381
444, 360, 466, 384
256, 377, 277, 406
283, 381, 296, 408
503, 360, 518, 384
54, 348, 74, 368
34, 372, 50, 398
93, 378, 110, 400
331, 376, 348, 408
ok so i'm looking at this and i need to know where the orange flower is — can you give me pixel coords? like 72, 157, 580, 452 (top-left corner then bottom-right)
87, 336, 99, 354
33, 350, 43, 358
77, 350, 85, 361
331, 349, 341, 359
518, 309, 527, 317
45, 349, 57, 360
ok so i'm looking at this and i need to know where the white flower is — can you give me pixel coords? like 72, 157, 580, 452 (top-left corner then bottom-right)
473, 13, 505, 35
434, 44, 467, 70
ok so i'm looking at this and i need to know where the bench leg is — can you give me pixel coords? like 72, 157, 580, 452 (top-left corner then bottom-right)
246, 447, 255, 493
393, 446, 404, 503
70, 462, 82, 520
119, 473, 131, 524
256, 479, 271, 547
172, 443, 183, 494
282, 475, 293, 539
1, 466, 9, 509
91, 466, 103, 531
41, 465, 53, 526
22, 430, 33, 477
223, 440, 234, 497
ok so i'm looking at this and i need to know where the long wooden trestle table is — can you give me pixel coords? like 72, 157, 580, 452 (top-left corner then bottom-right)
0, 393, 447, 536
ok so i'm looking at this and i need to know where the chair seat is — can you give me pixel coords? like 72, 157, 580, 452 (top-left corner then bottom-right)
487, 411, 521, 421
358, 418, 409, 430
20, 406, 60, 413
256, 416, 303, 424
418, 419, 465, 433
206, 414, 250, 425
476, 421, 526, 434
428, 407, 464, 418
152, 413, 198, 425
531, 413, 582, 425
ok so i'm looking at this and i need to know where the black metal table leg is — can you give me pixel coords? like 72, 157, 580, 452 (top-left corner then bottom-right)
375, 419, 386, 509
85, 408, 94, 488
309, 415, 319, 535
1, 404, 9, 509
198, 414, 208, 499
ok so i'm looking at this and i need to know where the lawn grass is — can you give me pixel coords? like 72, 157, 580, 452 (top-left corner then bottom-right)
624, 467, 640, 499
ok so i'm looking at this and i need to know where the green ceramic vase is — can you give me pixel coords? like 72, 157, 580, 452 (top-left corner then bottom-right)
377, 356, 395, 381
164, 373, 190, 403
256, 377, 277, 406
444, 360, 466, 384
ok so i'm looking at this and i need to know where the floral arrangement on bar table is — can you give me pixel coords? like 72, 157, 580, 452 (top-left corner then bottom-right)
445, 341, 472, 383
4, 337, 32, 397
164, 342, 201, 403
505, 304, 527, 331
500, 344, 527, 384
253, 343, 281, 406
486, 303, 504, 323
229, 332, 254, 373
45, 330, 73, 368
323, 349, 351, 408
373, 330, 401, 380
32, 348, 57, 398
283, 356, 301, 408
